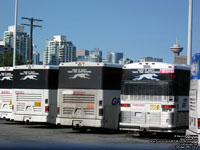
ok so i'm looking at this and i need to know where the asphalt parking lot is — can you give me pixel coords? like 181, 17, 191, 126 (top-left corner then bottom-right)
0, 119, 198, 150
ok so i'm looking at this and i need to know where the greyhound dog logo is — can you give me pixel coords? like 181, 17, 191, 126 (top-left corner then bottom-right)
0, 76, 13, 81
20, 75, 38, 80
133, 74, 159, 81
69, 73, 90, 79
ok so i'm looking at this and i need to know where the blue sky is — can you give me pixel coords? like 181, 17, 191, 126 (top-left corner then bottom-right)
1, 0, 200, 63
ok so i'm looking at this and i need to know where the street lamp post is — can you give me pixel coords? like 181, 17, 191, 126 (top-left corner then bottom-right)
13, 0, 18, 67
187, 0, 193, 66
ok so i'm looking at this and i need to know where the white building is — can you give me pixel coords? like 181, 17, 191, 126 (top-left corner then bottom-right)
3, 25, 30, 62
140, 57, 163, 62
43, 35, 76, 65
107, 52, 123, 64
0, 40, 5, 55
33, 51, 40, 65
119, 58, 133, 65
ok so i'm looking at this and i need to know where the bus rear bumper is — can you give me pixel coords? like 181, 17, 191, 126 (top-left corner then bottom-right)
56, 117, 103, 128
119, 123, 187, 133
0, 112, 12, 120
13, 114, 49, 123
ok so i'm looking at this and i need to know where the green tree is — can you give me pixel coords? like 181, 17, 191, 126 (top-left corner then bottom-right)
0, 51, 25, 67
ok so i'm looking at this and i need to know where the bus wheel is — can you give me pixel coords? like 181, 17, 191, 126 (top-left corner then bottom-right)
25, 120, 31, 125
79, 128, 87, 132
139, 131, 149, 137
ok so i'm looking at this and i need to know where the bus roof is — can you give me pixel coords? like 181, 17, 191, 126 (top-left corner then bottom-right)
59, 62, 122, 68
123, 62, 190, 70
14, 65, 58, 70
0, 67, 13, 71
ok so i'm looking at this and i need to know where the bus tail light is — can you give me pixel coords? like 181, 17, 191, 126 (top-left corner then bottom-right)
170, 74, 176, 79
45, 106, 49, 112
99, 109, 103, 116
198, 119, 200, 129
121, 104, 130, 107
162, 105, 176, 109
57, 107, 60, 114
122, 74, 125, 79
12, 105, 14, 111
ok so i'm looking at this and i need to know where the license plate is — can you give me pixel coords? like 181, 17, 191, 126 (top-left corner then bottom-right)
85, 104, 94, 109
34, 102, 41, 107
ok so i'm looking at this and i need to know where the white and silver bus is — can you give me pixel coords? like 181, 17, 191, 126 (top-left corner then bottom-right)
11, 65, 58, 123
120, 62, 190, 133
56, 62, 122, 130
0, 67, 13, 120
187, 53, 200, 143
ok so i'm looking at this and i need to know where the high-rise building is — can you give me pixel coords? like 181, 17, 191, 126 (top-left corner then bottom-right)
107, 52, 123, 64
3, 25, 30, 62
174, 55, 187, 65
0, 40, 5, 55
33, 51, 40, 65
43, 35, 76, 65
76, 49, 89, 57
76, 49, 89, 61
140, 57, 163, 62
86, 48, 102, 62
119, 58, 133, 65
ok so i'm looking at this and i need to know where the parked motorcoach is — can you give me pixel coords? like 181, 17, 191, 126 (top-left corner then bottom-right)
11, 65, 58, 123
187, 53, 200, 144
120, 62, 190, 133
56, 62, 122, 130
0, 67, 13, 120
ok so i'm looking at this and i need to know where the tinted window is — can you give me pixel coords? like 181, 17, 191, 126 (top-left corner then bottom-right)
121, 81, 171, 96
46, 69, 59, 89
122, 69, 190, 96
173, 69, 190, 96
58, 66, 122, 90
58, 67, 102, 89
123, 69, 172, 81
102, 67, 122, 90
0, 71, 13, 89
13, 69, 58, 89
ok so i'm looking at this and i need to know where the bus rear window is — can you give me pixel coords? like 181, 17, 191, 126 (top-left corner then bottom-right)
0, 71, 13, 89
13, 69, 58, 89
58, 66, 122, 90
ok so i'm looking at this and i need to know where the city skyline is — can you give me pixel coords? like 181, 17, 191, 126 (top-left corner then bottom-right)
1, 0, 200, 63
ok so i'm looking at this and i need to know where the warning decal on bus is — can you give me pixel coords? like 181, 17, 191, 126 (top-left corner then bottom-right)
34, 102, 41, 107
85, 104, 94, 109
150, 104, 160, 110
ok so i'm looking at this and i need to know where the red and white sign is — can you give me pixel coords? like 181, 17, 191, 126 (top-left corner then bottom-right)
63, 104, 75, 108
73, 91, 85, 95
1, 91, 10, 94
160, 70, 174, 74
17, 102, 25, 105
15, 91, 24, 94
133, 104, 145, 107
2, 100, 9, 103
